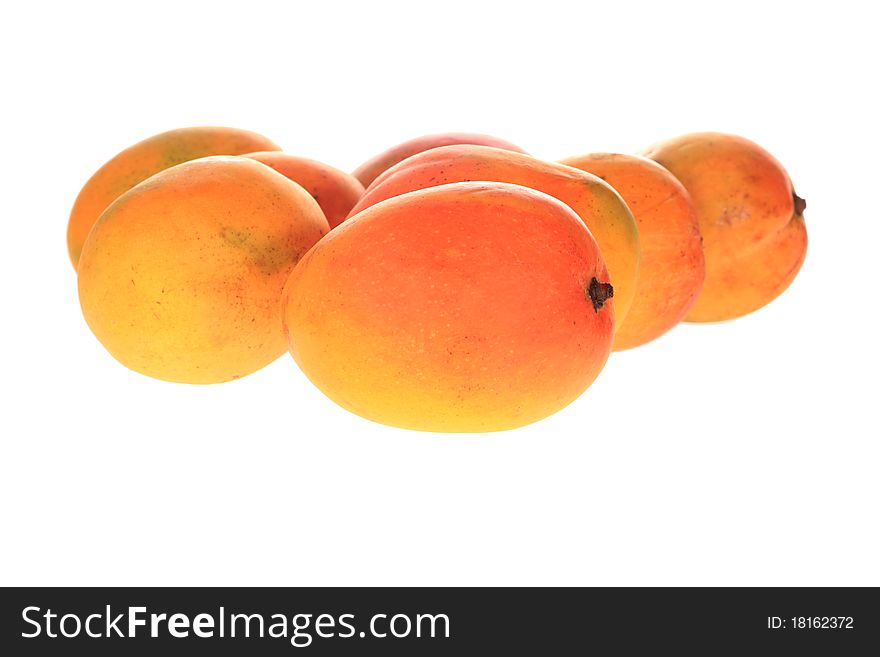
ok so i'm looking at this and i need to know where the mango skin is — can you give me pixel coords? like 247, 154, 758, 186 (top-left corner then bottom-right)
349, 145, 640, 328
282, 182, 615, 433
560, 153, 705, 350
244, 152, 365, 229
78, 156, 329, 384
644, 133, 807, 322
67, 126, 280, 267
352, 132, 526, 187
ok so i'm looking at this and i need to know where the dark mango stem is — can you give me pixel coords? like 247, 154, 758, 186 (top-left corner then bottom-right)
588, 277, 614, 312
793, 192, 807, 216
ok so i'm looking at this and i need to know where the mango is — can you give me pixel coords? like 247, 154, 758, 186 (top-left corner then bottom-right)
560, 153, 705, 349
243, 152, 365, 229
644, 133, 807, 322
352, 132, 526, 187
67, 126, 280, 267
348, 145, 640, 327
282, 181, 615, 432
78, 156, 329, 384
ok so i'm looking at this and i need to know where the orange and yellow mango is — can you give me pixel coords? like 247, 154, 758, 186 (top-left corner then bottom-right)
78, 156, 328, 383
560, 153, 705, 349
283, 182, 615, 432
644, 133, 807, 322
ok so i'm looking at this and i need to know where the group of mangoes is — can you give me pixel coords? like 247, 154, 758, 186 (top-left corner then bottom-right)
69, 127, 807, 432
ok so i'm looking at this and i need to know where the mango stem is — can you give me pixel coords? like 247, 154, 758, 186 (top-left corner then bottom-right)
588, 277, 614, 312
793, 192, 807, 216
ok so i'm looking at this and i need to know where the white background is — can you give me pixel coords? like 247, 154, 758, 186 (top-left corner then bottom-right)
1, 0, 877, 586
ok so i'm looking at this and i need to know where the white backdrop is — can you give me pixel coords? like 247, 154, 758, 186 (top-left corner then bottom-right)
2, 0, 877, 586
